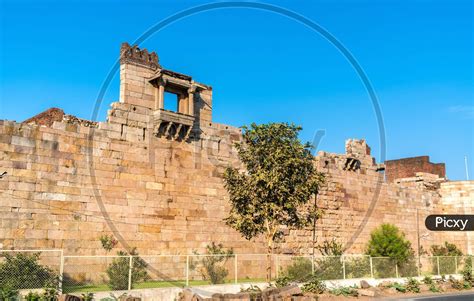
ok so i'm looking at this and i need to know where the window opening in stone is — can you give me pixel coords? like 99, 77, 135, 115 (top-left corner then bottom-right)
164, 91, 178, 112
343, 158, 361, 171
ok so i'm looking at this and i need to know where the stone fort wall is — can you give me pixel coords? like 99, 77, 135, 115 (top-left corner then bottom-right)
0, 43, 473, 258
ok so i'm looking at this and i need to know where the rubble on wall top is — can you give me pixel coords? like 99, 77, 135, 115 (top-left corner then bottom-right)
120, 42, 160, 70
22, 107, 65, 127
22, 107, 98, 128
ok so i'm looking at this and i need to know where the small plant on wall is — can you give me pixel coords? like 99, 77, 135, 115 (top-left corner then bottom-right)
100, 234, 118, 253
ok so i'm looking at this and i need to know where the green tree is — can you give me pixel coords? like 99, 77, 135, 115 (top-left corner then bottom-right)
223, 123, 324, 282
366, 224, 414, 263
0, 252, 58, 290
366, 224, 416, 277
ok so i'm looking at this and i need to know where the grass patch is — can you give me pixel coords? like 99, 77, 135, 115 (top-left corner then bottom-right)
63, 278, 266, 293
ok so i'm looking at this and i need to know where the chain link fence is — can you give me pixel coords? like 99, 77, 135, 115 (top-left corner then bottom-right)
1, 250, 473, 295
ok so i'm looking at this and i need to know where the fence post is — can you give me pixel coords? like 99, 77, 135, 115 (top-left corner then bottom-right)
437, 256, 440, 276
370, 257, 374, 278
417, 258, 421, 277
186, 255, 189, 287
275, 255, 280, 278
59, 250, 64, 294
395, 263, 399, 278
128, 256, 133, 291
311, 255, 315, 275
342, 256, 346, 279
234, 254, 238, 284
455, 256, 458, 274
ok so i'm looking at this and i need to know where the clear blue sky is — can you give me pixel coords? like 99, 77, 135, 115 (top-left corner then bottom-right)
0, 0, 472, 180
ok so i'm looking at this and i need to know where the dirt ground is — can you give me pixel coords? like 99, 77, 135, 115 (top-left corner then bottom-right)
316, 283, 474, 300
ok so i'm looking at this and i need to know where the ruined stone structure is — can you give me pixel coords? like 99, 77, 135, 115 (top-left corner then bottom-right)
0, 43, 473, 260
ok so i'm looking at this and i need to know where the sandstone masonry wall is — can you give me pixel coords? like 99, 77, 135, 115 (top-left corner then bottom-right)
0, 43, 472, 260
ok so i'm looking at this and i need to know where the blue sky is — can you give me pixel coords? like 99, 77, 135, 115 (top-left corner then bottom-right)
0, 0, 472, 180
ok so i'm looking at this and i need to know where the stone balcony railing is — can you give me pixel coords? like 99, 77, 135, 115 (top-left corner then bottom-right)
153, 109, 195, 141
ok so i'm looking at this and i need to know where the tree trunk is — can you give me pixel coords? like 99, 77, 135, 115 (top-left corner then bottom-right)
266, 239, 273, 283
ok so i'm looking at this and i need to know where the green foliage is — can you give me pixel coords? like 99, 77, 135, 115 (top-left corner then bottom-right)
429, 283, 440, 293
330, 286, 358, 297
462, 256, 473, 283
282, 257, 313, 282
301, 277, 326, 294
198, 243, 234, 284
317, 239, 344, 256
365, 224, 416, 278
389, 282, 406, 293
81, 293, 94, 301
106, 248, 148, 290
345, 256, 371, 279
0, 252, 59, 290
314, 256, 343, 280
42, 289, 59, 301
422, 275, 434, 285
223, 123, 325, 280
24, 289, 58, 301
100, 234, 118, 253
406, 278, 420, 293
463, 281, 472, 289
366, 224, 415, 264
275, 275, 290, 288
25, 292, 41, 301
430, 242, 463, 275
0, 285, 18, 301
431, 242, 463, 256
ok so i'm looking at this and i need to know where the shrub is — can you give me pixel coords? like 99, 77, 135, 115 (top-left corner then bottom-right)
275, 275, 290, 288
406, 278, 420, 293
314, 256, 343, 280
366, 224, 416, 278
431, 242, 463, 256
0, 285, 18, 301
81, 293, 94, 301
389, 282, 406, 293
463, 256, 473, 283
25, 292, 41, 301
196, 243, 233, 284
317, 239, 344, 256
283, 257, 313, 282
463, 281, 472, 289
429, 283, 440, 293
366, 224, 415, 264
302, 277, 326, 294
106, 248, 148, 290
345, 256, 371, 278
0, 252, 59, 289
422, 275, 433, 285
430, 242, 463, 275
330, 286, 358, 297
42, 288, 59, 301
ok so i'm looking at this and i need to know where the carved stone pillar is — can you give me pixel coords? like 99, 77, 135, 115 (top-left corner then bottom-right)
188, 85, 196, 116
155, 78, 166, 110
